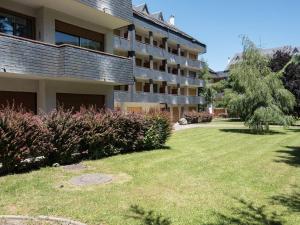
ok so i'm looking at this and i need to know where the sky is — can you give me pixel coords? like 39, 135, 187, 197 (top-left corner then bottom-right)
132, 0, 300, 71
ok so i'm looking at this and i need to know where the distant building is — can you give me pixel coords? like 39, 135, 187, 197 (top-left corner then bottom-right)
227, 46, 300, 69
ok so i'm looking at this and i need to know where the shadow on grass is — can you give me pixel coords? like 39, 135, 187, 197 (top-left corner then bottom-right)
219, 129, 286, 135
126, 205, 172, 225
274, 146, 300, 167
271, 185, 300, 213
203, 198, 283, 225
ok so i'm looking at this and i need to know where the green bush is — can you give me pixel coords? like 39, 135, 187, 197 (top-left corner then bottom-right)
143, 112, 172, 150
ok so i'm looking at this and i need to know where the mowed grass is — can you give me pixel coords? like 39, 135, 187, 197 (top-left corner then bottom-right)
0, 121, 299, 225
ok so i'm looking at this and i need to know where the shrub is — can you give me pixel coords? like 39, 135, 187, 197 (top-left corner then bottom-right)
199, 112, 213, 122
143, 112, 172, 150
0, 106, 52, 174
44, 109, 90, 165
184, 111, 213, 124
184, 111, 200, 124
86, 110, 146, 159
0, 106, 172, 174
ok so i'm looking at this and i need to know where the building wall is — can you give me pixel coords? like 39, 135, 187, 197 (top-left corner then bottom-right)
0, 77, 114, 113
77, 0, 133, 22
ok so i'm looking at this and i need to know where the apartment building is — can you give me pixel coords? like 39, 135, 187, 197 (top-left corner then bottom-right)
0, 1, 206, 121
0, 0, 134, 113
113, 3, 206, 122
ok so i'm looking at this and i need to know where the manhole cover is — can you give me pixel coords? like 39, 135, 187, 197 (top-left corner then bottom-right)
70, 173, 113, 186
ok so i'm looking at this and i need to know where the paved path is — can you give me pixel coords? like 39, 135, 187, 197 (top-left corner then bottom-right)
173, 122, 244, 131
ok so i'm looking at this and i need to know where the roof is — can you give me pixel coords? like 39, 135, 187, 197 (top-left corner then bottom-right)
133, 3, 206, 49
227, 46, 300, 69
209, 68, 229, 79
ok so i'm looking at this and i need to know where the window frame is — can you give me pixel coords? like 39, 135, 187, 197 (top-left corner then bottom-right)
55, 20, 104, 52
0, 7, 36, 40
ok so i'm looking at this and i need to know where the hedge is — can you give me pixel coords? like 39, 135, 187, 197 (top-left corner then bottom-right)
184, 111, 213, 124
0, 106, 172, 175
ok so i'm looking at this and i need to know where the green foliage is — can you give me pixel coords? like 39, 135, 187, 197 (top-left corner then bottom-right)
269, 50, 300, 117
130, 205, 172, 225
143, 112, 172, 150
225, 37, 296, 132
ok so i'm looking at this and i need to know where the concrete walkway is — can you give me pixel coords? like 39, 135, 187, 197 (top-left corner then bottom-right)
173, 122, 245, 131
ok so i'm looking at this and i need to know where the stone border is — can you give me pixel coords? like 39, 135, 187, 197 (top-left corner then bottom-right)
0, 215, 86, 225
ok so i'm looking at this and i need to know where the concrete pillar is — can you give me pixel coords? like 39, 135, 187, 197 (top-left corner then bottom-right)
128, 24, 135, 50
163, 82, 168, 94
128, 51, 136, 66
177, 64, 181, 76
106, 87, 115, 109
177, 44, 181, 56
163, 60, 168, 73
163, 37, 168, 52
105, 31, 114, 54
149, 31, 154, 45
149, 79, 154, 93
177, 84, 181, 96
149, 55, 154, 70
37, 80, 47, 114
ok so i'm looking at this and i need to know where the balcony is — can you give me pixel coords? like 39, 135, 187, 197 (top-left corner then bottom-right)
114, 91, 205, 105
11, 0, 132, 29
134, 66, 205, 87
134, 41, 203, 69
0, 34, 133, 85
113, 36, 131, 51
134, 41, 167, 59
134, 17, 206, 53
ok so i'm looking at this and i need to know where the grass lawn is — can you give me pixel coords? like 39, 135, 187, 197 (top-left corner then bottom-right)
0, 121, 299, 225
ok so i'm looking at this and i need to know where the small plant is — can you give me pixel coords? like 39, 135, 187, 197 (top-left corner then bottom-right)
129, 205, 172, 225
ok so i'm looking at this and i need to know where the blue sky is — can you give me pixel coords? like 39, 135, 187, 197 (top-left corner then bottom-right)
132, 0, 300, 71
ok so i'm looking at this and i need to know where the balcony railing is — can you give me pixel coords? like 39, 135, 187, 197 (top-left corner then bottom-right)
0, 33, 133, 85
134, 41, 203, 69
113, 36, 131, 51
134, 66, 205, 87
114, 90, 205, 105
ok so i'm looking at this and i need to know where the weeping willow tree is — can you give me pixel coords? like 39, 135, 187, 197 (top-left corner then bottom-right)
225, 38, 296, 132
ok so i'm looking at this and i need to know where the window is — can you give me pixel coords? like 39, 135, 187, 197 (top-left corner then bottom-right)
136, 58, 142, 67
0, 8, 35, 39
55, 20, 104, 51
189, 71, 197, 78
153, 84, 158, 93
135, 82, 143, 92
144, 83, 150, 92
80, 37, 102, 51
145, 37, 150, 44
55, 32, 79, 46
189, 53, 198, 60
135, 34, 142, 42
